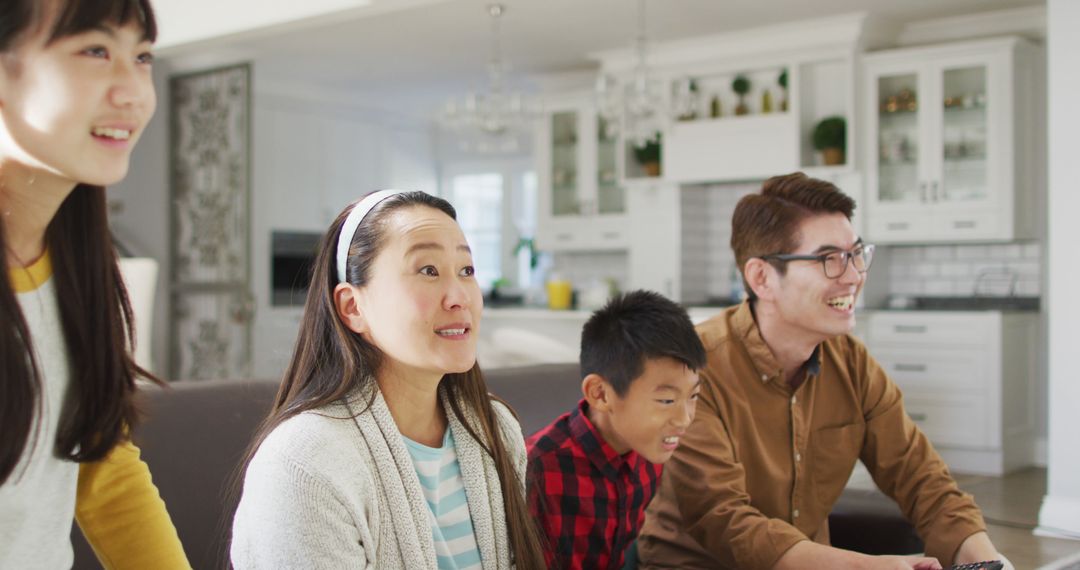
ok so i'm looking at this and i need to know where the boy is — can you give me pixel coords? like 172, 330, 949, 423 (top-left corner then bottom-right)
526, 290, 707, 570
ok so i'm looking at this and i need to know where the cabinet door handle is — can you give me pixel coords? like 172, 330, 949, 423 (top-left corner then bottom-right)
920, 181, 929, 202
555, 233, 573, 242
894, 363, 928, 372
893, 325, 927, 334
931, 180, 940, 202
601, 231, 621, 240
953, 220, 977, 229
910, 412, 928, 422
887, 222, 910, 231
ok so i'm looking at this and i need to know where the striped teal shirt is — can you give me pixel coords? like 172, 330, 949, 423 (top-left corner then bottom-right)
402, 429, 482, 570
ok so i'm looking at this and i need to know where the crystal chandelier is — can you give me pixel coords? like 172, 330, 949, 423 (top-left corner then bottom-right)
441, 3, 538, 153
596, 0, 690, 146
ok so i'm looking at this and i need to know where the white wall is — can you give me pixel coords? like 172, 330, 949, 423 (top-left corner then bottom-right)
251, 88, 438, 378
108, 58, 439, 380
1039, 0, 1080, 537
154, 0, 364, 47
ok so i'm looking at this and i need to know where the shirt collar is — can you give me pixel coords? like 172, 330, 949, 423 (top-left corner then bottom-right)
568, 399, 642, 478
8, 250, 52, 293
731, 301, 822, 385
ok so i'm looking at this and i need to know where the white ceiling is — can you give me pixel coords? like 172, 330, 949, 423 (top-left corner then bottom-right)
161, 0, 1043, 117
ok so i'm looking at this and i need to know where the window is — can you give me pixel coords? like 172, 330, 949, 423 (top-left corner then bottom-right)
443, 163, 537, 292
448, 173, 504, 290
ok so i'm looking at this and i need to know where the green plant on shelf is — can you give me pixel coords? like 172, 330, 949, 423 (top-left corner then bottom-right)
732, 75, 751, 115
812, 116, 846, 166
631, 132, 662, 177
778, 69, 789, 111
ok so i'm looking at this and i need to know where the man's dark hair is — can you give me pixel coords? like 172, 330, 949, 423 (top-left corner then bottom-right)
579, 290, 707, 396
731, 172, 857, 301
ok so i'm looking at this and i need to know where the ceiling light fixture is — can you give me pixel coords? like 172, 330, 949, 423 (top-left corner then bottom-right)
441, 2, 538, 153
596, 0, 690, 146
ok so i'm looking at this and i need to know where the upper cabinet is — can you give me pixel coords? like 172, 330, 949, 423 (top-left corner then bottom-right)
863, 37, 1042, 244
535, 92, 629, 251
665, 58, 854, 183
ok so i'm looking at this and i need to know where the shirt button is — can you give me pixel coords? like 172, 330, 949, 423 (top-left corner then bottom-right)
791, 396, 797, 405
793, 509, 800, 518
794, 452, 801, 462
761, 374, 768, 381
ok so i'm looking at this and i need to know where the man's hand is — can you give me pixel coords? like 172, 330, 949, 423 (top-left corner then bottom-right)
954, 532, 1007, 568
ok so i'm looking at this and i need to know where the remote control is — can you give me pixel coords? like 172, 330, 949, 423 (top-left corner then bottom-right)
948, 561, 1003, 570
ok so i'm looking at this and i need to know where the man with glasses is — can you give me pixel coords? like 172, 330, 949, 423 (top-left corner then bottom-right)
637, 173, 1006, 570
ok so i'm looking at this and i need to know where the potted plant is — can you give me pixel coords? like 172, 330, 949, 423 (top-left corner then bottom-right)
632, 132, 662, 177
732, 74, 751, 115
812, 116, 846, 165
778, 69, 789, 111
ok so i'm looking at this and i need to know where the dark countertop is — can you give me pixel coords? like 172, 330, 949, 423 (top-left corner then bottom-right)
881, 296, 1040, 312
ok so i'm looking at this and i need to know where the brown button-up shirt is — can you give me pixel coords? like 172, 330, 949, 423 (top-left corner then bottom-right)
637, 302, 986, 569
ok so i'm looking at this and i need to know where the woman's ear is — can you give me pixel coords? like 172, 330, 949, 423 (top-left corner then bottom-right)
333, 283, 368, 335
743, 258, 774, 301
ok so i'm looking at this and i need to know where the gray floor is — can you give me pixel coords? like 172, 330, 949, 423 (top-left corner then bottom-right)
952, 468, 1080, 569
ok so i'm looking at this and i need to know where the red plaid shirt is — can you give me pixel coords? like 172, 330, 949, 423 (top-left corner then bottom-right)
526, 399, 663, 570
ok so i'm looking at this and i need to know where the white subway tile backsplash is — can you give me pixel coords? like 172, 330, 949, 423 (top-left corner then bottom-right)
923, 246, 955, 261
1006, 260, 1040, 276
891, 279, 923, 296
997, 244, 1024, 259
939, 262, 973, 278
923, 279, 955, 295
1015, 279, 1040, 297
957, 244, 991, 260
913, 265, 939, 278
878, 241, 1043, 300
887, 247, 920, 262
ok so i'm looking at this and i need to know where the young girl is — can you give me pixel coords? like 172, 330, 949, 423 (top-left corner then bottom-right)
231, 190, 545, 569
0, 0, 188, 567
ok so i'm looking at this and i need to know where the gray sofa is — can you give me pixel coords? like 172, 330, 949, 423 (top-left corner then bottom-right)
72, 363, 921, 569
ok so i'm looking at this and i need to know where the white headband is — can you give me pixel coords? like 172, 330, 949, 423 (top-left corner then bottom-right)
335, 189, 407, 283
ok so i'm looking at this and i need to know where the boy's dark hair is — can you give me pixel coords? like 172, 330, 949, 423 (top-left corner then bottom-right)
580, 290, 706, 397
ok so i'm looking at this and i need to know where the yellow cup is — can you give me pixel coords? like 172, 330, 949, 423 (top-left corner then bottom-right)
546, 280, 573, 310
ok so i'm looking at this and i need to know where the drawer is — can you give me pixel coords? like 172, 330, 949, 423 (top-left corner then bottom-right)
935, 211, 999, 241
873, 347, 988, 392
902, 393, 991, 449
867, 312, 996, 347
865, 211, 931, 244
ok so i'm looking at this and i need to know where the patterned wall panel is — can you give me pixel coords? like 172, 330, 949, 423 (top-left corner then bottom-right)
169, 64, 253, 380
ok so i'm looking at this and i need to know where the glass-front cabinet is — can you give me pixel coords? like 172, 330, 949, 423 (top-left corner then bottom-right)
864, 38, 1039, 244
536, 92, 628, 251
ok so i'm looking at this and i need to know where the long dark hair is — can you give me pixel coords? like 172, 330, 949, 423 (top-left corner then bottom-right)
0, 0, 159, 484
235, 192, 546, 569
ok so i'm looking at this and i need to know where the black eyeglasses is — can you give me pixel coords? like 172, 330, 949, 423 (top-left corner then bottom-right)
759, 243, 875, 279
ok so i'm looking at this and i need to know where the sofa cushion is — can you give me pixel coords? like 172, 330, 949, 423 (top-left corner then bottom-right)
72, 378, 280, 570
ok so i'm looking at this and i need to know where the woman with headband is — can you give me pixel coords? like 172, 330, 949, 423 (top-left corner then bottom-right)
231, 190, 546, 569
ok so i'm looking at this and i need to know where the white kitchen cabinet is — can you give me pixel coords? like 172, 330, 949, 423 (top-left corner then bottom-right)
535, 92, 629, 251
626, 180, 681, 299
864, 310, 1037, 475
862, 37, 1041, 243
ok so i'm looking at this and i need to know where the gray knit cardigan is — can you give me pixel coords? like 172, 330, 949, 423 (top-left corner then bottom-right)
230, 384, 527, 569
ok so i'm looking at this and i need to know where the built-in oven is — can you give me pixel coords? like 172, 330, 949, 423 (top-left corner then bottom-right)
271, 231, 322, 307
